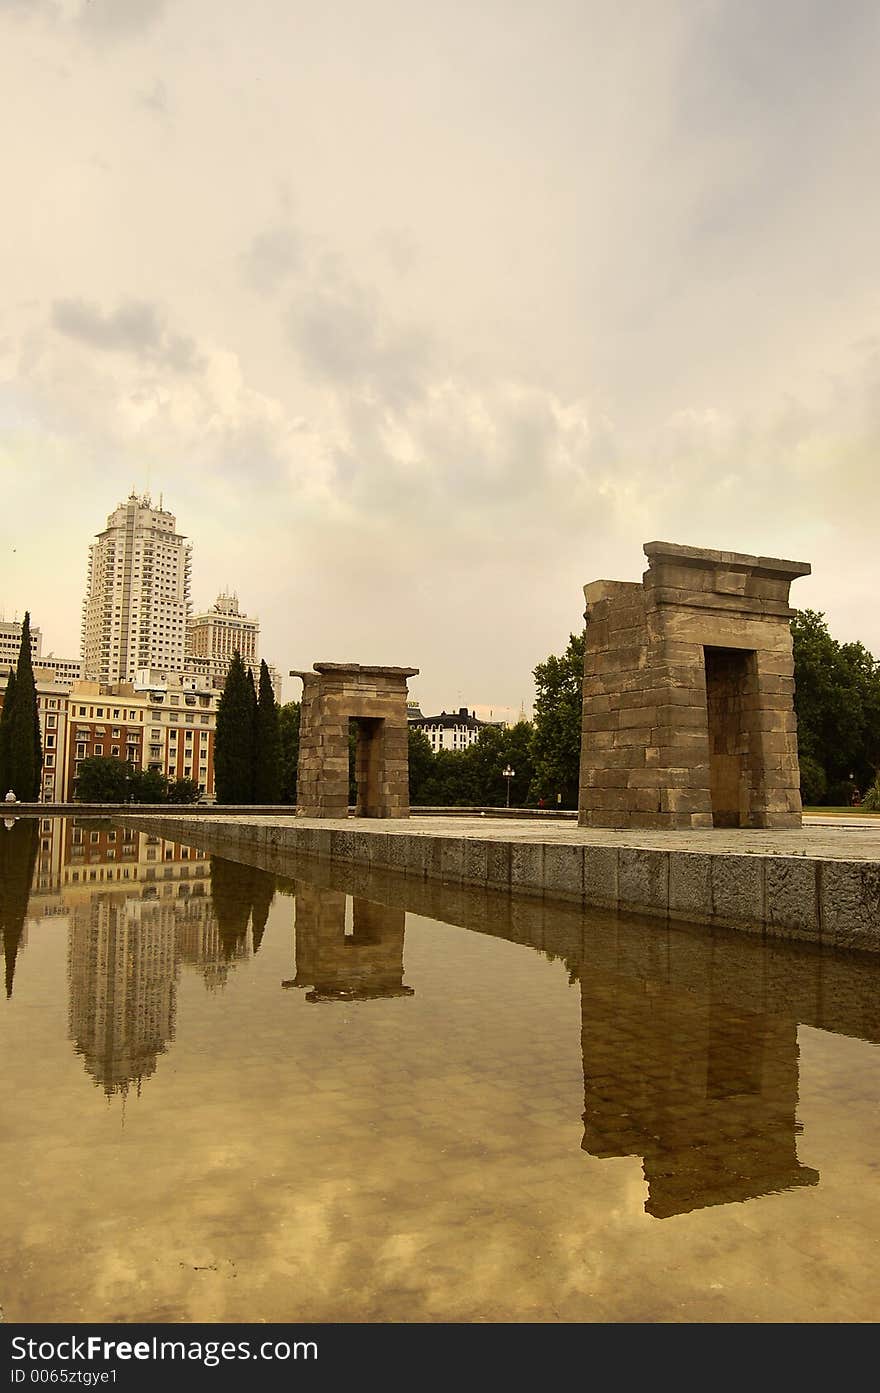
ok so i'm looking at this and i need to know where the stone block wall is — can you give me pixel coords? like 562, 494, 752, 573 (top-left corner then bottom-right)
292, 663, 418, 819
579, 543, 810, 830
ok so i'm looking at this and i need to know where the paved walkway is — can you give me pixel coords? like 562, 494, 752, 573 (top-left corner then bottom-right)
184, 812, 880, 863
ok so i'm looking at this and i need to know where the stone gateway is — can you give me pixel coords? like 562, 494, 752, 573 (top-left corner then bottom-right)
578, 542, 811, 830
291, 663, 419, 819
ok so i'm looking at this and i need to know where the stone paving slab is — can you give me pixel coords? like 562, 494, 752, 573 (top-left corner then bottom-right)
172, 813, 880, 863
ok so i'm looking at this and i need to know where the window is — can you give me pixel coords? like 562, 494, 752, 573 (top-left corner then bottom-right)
47, 714, 57, 728
45, 754, 55, 767
111, 746, 119, 756
94, 744, 103, 755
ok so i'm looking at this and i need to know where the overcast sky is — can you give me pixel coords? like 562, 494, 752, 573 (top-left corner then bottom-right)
2, 0, 879, 716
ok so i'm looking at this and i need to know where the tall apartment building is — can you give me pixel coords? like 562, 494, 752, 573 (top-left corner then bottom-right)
186, 591, 258, 672
0, 618, 41, 666
81, 493, 191, 684
187, 591, 283, 701
1, 618, 82, 687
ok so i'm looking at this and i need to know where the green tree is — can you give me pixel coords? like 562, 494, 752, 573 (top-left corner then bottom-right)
214, 652, 256, 803
279, 701, 300, 804
254, 660, 281, 803
4, 614, 42, 800
408, 726, 433, 805
166, 777, 201, 804
416, 747, 475, 806
130, 768, 172, 803
530, 631, 585, 809
0, 668, 16, 793
74, 756, 132, 802
501, 720, 537, 808
792, 610, 880, 800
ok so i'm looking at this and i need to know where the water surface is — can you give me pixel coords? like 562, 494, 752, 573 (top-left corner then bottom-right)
1, 816, 878, 1323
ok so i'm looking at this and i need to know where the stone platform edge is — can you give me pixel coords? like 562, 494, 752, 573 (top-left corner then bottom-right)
114, 814, 880, 955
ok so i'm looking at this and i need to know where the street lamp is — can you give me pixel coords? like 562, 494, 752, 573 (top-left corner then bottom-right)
502, 764, 515, 808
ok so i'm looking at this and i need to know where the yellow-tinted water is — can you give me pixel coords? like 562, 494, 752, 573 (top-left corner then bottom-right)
1, 817, 878, 1322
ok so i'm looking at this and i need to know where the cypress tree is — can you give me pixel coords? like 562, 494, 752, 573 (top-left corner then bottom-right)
6, 613, 41, 801
214, 651, 256, 803
0, 669, 16, 794
254, 659, 282, 804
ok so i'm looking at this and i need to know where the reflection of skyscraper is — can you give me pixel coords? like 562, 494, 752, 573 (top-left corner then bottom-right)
0, 819, 39, 998
579, 972, 819, 1218
68, 894, 177, 1096
174, 889, 240, 991
287, 882, 413, 1001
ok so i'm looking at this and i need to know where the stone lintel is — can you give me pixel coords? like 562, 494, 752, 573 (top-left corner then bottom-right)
311, 663, 419, 678
643, 540, 811, 583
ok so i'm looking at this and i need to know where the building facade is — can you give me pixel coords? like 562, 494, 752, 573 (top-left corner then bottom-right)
0, 619, 42, 666
186, 591, 258, 673
187, 591, 282, 702
408, 707, 486, 753
1, 620, 81, 687
63, 676, 218, 800
81, 493, 192, 685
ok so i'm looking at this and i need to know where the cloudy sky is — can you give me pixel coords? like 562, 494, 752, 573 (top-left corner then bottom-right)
2, 0, 879, 715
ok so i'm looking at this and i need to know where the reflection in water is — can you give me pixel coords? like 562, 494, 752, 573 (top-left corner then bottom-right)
6, 821, 277, 1095
284, 881, 413, 1001
8, 818, 880, 1222
579, 979, 819, 1217
68, 892, 177, 1097
0, 819, 38, 998
211, 855, 276, 962
265, 857, 871, 1221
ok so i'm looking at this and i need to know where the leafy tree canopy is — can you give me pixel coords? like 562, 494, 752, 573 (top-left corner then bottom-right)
530, 631, 585, 809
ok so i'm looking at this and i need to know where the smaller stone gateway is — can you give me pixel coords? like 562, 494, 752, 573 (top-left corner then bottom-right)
291, 662, 418, 818
579, 542, 811, 830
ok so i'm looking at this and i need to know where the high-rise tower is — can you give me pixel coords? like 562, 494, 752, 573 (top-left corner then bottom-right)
81, 493, 191, 684
186, 591, 259, 674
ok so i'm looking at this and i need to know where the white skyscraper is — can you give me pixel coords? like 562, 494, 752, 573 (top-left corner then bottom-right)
81, 493, 191, 684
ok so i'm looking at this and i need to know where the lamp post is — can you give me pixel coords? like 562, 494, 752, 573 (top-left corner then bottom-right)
502, 764, 515, 808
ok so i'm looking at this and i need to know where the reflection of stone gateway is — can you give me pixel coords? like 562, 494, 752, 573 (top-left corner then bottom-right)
283, 882, 413, 1001
579, 542, 811, 830
291, 663, 419, 819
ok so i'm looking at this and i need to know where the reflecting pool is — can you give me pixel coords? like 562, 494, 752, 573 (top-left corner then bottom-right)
1, 815, 879, 1322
